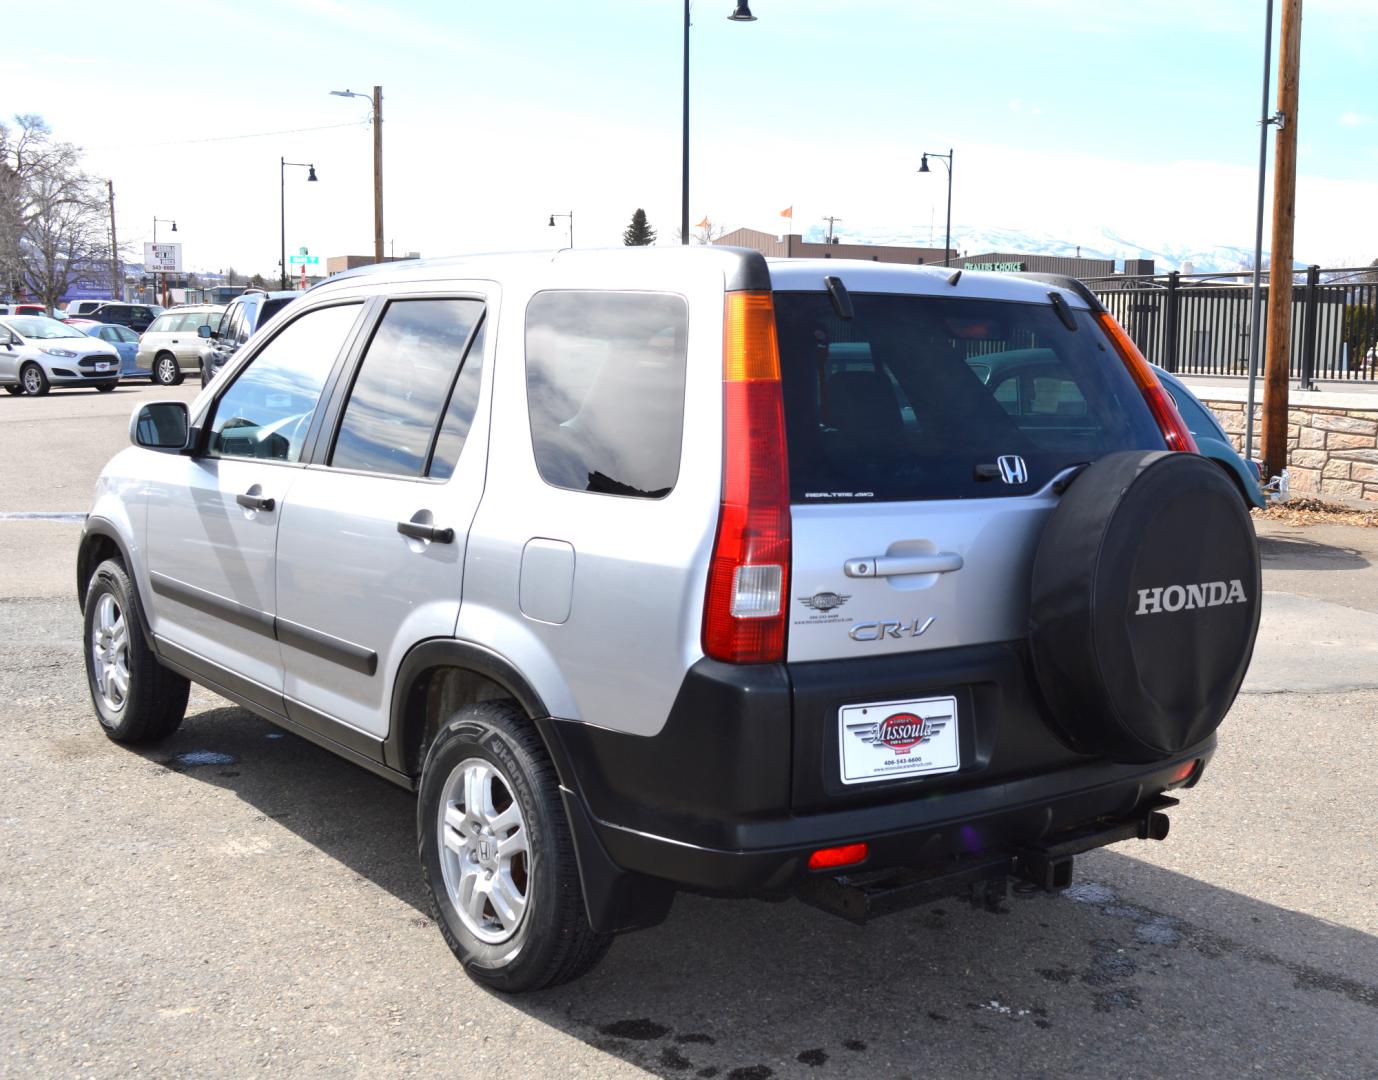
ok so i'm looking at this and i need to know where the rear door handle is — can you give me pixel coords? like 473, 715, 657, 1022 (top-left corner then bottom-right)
844, 553, 963, 578
236, 492, 275, 512
397, 521, 454, 544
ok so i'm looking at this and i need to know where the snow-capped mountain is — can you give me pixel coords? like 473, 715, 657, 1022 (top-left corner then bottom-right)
799, 223, 1309, 275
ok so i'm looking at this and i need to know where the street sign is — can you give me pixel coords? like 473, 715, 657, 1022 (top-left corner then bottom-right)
143, 242, 182, 273
288, 255, 320, 265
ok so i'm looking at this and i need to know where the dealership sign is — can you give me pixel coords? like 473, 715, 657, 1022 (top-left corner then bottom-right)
143, 243, 182, 273
964, 260, 1027, 272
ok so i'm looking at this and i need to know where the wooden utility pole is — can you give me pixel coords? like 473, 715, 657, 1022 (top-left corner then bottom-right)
106, 180, 120, 302
373, 85, 384, 264
1262, 0, 1303, 477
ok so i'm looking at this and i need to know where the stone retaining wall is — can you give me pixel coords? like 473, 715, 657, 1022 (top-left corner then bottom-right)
1201, 396, 1378, 502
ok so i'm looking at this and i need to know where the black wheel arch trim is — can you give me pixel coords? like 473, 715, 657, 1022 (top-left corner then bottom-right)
77, 519, 155, 651
385, 637, 549, 775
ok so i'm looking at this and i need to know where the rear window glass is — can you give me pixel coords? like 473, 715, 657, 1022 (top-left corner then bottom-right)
773, 292, 1164, 503
525, 291, 687, 499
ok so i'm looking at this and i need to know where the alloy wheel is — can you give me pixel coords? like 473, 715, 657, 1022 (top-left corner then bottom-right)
437, 757, 530, 944
91, 592, 130, 713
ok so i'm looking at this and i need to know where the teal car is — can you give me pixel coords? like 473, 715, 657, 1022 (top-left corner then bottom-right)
1152, 366, 1266, 510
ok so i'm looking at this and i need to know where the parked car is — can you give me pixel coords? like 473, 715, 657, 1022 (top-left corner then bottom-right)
1152, 367, 1268, 509
0, 303, 49, 318
87, 302, 162, 334
78, 250, 1261, 992
198, 289, 298, 387
0, 315, 121, 394
136, 304, 225, 386
82, 322, 146, 379
66, 299, 111, 318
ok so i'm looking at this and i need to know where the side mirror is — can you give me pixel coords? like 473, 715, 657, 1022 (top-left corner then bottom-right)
131, 401, 191, 451
197, 324, 212, 339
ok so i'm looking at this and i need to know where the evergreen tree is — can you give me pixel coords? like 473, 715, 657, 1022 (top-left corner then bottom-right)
622, 208, 656, 246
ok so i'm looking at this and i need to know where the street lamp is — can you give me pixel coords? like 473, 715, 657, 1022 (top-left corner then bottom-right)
918, 148, 954, 267
329, 86, 384, 264
280, 157, 318, 290
548, 211, 574, 248
681, 2, 758, 245
152, 217, 177, 305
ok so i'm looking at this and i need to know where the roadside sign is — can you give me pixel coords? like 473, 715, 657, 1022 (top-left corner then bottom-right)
143, 242, 182, 273
288, 255, 320, 265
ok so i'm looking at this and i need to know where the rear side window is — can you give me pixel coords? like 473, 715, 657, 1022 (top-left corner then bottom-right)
330, 298, 484, 477
773, 292, 1164, 502
525, 291, 687, 499
148, 314, 175, 333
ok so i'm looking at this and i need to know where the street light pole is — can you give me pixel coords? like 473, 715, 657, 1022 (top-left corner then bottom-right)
1245, 0, 1278, 466
280, 157, 318, 290
548, 211, 574, 249
682, 3, 757, 246
918, 149, 954, 267
330, 86, 384, 263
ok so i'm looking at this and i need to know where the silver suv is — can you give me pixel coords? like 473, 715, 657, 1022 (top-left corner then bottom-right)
77, 248, 1261, 992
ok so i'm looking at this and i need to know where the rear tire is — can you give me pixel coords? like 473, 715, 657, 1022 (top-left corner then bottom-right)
82, 558, 190, 743
2, 384, 22, 396
20, 363, 49, 396
153, 353, 182, 386
418, 700, 613, 992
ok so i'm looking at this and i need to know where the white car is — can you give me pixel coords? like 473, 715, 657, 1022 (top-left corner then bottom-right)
0, 315, 123, 395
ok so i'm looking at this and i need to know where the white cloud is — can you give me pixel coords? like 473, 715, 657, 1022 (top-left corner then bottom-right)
1339, 111, 1373, 127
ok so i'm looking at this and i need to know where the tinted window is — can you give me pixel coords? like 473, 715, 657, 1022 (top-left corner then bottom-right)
525, 291, 687, 498
207, 304, 360, 463
259, 297, 293, 327
429, 321, 486, 481
331, 299, 484, 477
773, 293, 1165, 503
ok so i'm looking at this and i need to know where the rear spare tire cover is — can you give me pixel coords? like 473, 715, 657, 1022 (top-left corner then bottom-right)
1029, 450, 1261, 763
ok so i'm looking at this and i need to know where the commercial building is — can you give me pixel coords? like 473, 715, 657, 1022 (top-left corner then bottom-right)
326, 253, 421, 275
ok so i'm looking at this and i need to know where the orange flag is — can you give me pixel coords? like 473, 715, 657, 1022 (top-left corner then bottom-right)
695, 216, 710, 229
780, 206, 793, 219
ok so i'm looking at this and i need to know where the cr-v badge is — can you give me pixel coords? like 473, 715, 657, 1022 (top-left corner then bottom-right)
849, 617, 936, 642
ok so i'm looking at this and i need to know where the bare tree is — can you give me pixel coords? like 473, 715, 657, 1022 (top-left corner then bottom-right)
0, 115, 109, 311
675, 218, 729, 245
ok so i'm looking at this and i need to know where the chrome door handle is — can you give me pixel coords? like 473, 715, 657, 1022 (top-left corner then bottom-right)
397, 520, 454, 544
236, 492, 275, 512
844, 553, 963, 578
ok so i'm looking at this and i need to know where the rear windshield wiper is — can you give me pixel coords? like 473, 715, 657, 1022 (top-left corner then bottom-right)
1049, 291, 1078, 332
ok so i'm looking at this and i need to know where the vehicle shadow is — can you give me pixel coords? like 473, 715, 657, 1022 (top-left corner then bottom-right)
147, 701, 1378, 1079
1257, 534, 1370, 571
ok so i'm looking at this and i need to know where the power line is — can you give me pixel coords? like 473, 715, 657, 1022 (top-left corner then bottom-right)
91, 120, 365, 152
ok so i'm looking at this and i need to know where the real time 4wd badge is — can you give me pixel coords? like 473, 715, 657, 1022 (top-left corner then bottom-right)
838, 696, 960, 784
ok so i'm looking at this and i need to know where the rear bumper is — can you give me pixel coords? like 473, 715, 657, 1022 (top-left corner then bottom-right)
544, 652, 1213, 903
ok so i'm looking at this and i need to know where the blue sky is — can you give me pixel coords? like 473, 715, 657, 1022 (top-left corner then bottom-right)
11, 0, 1378, 272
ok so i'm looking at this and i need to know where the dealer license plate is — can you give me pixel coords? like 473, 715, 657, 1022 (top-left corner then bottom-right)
838, 695, 960, 785
94, 362, 111, 372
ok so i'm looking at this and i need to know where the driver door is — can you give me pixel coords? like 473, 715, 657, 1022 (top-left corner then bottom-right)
142, 301, 369, 707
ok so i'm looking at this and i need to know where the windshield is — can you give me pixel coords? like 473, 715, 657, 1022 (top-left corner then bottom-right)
6, 316, 86, 340
773, 291, 1166, 502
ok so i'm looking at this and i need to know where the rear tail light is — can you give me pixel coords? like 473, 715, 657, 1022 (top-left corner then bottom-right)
1097, 312, 1199, 454
703, 291, 791, 664
807, 843, 869, 871
1166, 759, 1200, 788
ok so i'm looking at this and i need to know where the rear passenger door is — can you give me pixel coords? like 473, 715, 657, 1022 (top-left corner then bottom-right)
274, 292, 492, 744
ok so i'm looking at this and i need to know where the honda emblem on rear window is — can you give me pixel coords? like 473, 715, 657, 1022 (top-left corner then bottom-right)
997, 454, 1028, 485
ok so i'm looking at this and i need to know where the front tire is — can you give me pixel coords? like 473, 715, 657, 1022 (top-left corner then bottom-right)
418, 701, 612, 992
153, 353, 182, 386
96, 382, 117, 393
82, 558, 190, 743
2, 384, 22, 396
20, 363, 49, 396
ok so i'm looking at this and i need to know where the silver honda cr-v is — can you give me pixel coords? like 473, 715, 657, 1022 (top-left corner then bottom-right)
77, 247, 1261, 991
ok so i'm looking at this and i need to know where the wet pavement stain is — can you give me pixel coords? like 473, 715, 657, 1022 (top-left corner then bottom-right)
598, 1018, 671, 1040
797, 1048, 828, 1066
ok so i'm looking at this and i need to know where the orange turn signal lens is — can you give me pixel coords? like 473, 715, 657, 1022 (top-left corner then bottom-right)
807, 843, 869, 871
722, 291, 781, 382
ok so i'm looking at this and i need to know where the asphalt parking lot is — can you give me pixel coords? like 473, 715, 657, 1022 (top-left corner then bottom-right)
2, 383, 1376, 1079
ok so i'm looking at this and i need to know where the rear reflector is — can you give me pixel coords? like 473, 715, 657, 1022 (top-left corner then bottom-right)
703, 291, 791, 664
1167, 759, 1199, 786
1097, 312, 1199, 454
808, 843, 869, 871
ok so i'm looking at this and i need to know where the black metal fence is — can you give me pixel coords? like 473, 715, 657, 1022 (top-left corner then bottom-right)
1089, 267, 1378, 387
